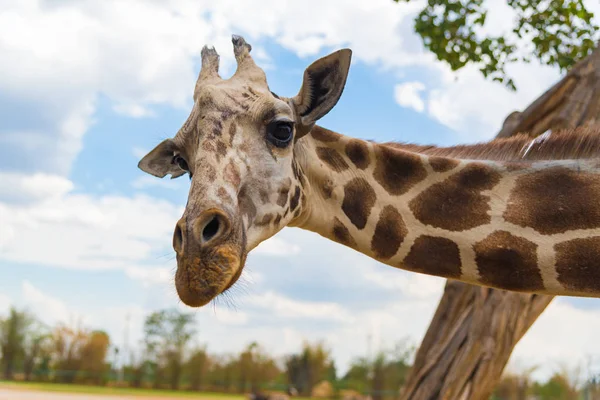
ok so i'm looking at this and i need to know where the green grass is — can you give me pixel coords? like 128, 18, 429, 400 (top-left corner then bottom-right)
0, 380, 247, 398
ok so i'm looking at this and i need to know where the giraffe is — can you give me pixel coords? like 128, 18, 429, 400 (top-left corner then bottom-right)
138, 35, 600, 307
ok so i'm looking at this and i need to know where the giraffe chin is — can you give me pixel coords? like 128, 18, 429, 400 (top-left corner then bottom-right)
174, 243, 247, 308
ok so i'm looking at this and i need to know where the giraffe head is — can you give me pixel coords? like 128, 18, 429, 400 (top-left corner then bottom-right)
138, 35, 352, 307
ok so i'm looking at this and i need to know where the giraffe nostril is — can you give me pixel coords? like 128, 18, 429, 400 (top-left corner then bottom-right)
192, 209, 231, 247
173, 221, 184, 253
202, 216, 221, 243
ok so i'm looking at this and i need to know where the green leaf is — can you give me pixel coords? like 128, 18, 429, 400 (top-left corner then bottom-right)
395, 0, 599, 91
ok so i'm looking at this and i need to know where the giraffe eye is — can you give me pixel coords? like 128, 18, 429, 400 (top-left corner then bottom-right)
173, 154, 189, 171
267, 120, 294, 148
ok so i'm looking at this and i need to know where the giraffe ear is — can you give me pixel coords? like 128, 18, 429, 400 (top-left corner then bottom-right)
137, 139, 187, 179
292, 48, 352, 138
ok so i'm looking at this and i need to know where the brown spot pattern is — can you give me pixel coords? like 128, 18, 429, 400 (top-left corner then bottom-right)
255, 214, 274, 226
247, 87, 259, 98
316, 147, 349, 172
202, 141, 216, 153
216, 140, 227, 160
410, 163, 501, 231
205, 164, 217, 182
223, 160, 241, 187
342, 178, 376, 229
332, 217, 356, 247
428, 156, 459, 172
403, 236, 462, 278
290, 186, 301, 211
311, 126, 341, 142
345, 140, 370, 169
238, 186, 257, 223
291, 160, 301, 180
371, 206, 407, 260
373, 145, 427, 195
274, 215, 282, 225
211, 118, 223, 138
474, 231, 542, 291
259, 188, 270, 204
228, 123, 237, 147
503, 167, 600, 234
217, 187, 233, 204
554, 237, 600, 293
277, 181, 291, 207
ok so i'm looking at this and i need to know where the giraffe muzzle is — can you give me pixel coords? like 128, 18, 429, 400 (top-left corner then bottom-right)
172, 208, 247, 307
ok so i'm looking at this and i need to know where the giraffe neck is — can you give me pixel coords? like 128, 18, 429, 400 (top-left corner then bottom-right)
293, 126, 600, 298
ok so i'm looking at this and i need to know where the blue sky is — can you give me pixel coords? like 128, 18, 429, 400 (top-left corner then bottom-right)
1, 0, 600, 383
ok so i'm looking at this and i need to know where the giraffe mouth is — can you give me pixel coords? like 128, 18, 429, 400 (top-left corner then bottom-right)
174, 237, 247, 308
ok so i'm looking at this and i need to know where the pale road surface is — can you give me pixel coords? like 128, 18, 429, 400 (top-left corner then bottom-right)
0, 388, 133, 400
0, 388, 192, 400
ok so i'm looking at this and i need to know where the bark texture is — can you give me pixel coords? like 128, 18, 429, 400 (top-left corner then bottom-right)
400, 46, 600, 400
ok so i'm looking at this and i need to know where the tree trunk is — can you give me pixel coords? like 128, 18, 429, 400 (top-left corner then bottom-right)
3, 350, 14, 380
23, 341, 40, 381
400, 46, 600, 400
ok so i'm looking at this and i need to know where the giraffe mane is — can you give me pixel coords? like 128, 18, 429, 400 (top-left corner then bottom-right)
382, 124, 600, 162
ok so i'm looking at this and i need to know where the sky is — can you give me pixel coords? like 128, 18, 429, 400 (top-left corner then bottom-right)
1, 0, 600, 384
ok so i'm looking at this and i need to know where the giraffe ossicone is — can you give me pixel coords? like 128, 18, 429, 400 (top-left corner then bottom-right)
138, 34, 600, 307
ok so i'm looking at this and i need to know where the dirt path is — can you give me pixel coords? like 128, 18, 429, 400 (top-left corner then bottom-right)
0, 388, 195, 400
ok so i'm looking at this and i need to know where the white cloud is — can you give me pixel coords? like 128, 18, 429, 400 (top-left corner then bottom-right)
426, 60, 560, 142
0, 172, 74, 203
132, 147, 149, 160
364, 267, 446, 300
21, 280, 74, 326
209, 306, 250, 326
125, 266, 173, 288
0, 175, 183, 271
253, 236, 301, 256
0, 0, 431, 176
509, 299, 600, 382
394, 81, 426, 113
131, 175, 185, 190
113, 102, 156, 118
0, 293, 10, 316
0, 0, 209, 175
246, 291, 354, 322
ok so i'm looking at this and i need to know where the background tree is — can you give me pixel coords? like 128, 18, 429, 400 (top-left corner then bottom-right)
124, 348, 152, 389
492, 367, 537, 400
395, 0, 599, 90
79, 330, 110, 385
22, 319, 50, 381
285, 341, 333, 396
0, 307, 36, 380
143, 308, 196, 390
342, 357, 370, 394
237, 342, 257, 393
531, 372, 579, 400
340, 340, 414, 400
185, 345, 211, 391
52, 321, 110, 384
